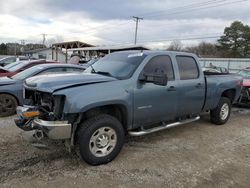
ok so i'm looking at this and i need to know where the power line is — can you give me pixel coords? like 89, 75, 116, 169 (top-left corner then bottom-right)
138, 0, 223, 18
141, 0, 248, 19
107, 33, 222, 45
138, 35, 221, 44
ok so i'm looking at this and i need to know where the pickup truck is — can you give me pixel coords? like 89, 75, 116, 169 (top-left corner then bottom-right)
15, 51, 242, 165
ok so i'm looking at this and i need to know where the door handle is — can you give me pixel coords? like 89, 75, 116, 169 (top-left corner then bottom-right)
167, 86, 176, 91
195, 83, 202, 88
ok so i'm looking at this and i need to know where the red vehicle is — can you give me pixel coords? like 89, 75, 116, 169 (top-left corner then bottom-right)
237, 69, 250, 105
0, 60, 59, 77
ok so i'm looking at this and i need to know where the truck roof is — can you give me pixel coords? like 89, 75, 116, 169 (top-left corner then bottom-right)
111, 50, 197, 58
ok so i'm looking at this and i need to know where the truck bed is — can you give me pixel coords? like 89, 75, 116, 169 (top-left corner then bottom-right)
203, 74, 242, 111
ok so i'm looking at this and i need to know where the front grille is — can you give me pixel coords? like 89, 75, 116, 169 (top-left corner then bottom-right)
24, 88, 64, 120
25, 89, 54, 111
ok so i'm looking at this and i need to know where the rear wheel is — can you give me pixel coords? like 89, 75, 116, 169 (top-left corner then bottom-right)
0, 94, 18, 117
210, 97, 231, 125
77, 114, 124, 165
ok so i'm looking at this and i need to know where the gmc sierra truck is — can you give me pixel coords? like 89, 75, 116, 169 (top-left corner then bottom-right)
15, 51, 242, 165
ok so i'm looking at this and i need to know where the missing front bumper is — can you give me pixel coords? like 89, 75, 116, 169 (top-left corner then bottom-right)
15, 106, 72, 140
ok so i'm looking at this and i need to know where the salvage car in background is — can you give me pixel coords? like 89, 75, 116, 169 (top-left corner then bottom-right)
0, 60, 58, 77
202, 67, 221, 73
236, 69, 250, 105
80, 58, 99, 69
202, 66, 229, 74
0, 56, 37, 67
0, 64, 85, 117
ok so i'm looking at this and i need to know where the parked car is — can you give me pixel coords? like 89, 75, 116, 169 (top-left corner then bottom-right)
202, 67, 221, 73
81, 58, 99, 69
214, 66, 229, 73
0, 64, 85, 117
236, 69, 250, 105
0, 60, 58, 77
202, 66, 229, 74
0, 56, 36, 67
15, 51, 242, 165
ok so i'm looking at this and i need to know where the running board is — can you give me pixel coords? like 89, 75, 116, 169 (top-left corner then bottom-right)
128, 116, 200, 136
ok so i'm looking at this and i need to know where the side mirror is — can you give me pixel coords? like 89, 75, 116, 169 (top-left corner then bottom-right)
139, 69, 168, 86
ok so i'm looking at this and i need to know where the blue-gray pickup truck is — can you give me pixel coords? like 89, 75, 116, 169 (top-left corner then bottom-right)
15, 51, 242, 165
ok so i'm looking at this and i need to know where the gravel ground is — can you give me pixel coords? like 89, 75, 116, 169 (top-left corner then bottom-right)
0, 108, 250, 188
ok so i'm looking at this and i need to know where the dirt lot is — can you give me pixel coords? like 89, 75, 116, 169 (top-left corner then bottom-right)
0, 108, 250, 188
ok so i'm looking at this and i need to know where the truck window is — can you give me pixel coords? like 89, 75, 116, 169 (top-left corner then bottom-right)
176, 56, 199, 80
143, 55, 174, 81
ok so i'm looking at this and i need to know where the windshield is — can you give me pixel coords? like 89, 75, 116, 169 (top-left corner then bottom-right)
85, 52, 147, 79
4, 61, 21, 69
8, 61, 28, 72
238, 70, 250, 78
12, 66, 43, 80
0, 57, 16, 64
87, 59, 99, 66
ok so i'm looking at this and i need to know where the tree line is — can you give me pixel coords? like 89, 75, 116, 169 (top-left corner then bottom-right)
168, 21, 250, 58
0, 43, 46, 56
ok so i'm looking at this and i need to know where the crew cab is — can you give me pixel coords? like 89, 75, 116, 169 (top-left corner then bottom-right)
15, 51, 242, 165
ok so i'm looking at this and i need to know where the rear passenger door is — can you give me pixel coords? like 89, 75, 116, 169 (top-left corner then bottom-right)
175, 56, 205, 116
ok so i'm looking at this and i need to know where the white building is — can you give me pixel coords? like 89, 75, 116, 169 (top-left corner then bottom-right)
24, 48, 66, 63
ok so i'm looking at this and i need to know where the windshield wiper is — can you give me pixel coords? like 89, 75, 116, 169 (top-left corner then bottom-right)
95, 71, 112, 77
90, 64, 96, 73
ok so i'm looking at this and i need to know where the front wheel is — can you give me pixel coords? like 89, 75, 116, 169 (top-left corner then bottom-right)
210, 97, 231, 125
77, 114, 124, 165
0, 94, 18, 117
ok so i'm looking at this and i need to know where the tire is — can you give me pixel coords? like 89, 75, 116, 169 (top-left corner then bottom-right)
0, 94, 18, 117
77, 114, 124, 165
210, 97, 231, 125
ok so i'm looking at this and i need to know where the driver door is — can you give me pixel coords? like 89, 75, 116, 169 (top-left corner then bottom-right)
133, 55, 178, 126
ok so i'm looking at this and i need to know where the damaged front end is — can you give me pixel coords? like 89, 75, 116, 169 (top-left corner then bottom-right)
14, 88, 72, 143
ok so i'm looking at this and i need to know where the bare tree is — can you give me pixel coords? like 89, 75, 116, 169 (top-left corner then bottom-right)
185, 42, 220, 57
46, 35, 64, 47
167, 40, 183, 51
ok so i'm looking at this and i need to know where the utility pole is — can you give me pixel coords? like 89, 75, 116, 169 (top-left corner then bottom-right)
41, 33, 47, 46
133, 16, 143, 45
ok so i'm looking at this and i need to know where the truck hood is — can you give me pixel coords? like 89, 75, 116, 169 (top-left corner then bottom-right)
25, 73, 117, 93
0, 76, 17, 86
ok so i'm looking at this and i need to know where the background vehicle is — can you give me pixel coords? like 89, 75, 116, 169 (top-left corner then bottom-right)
0, 56, 36, 67
15, 51, 242, 165
80, 58, 99, 69
0, 64, 85, 117
214, 66, 229, 73
202, 67, 221, 73
236, 69, 250, 105
202, 66, 229, 74
0, 60, 58, 77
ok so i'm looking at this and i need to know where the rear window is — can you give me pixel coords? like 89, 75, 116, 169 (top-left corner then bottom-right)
176, 56, 199, 80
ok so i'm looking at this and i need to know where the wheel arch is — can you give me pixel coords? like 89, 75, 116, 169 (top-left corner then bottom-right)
73, 104, 129, 145
0, 92, 19, 105
221, 89, 236, 103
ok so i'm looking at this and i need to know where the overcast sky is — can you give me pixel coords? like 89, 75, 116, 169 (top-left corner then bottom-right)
0, 0, 250, 48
